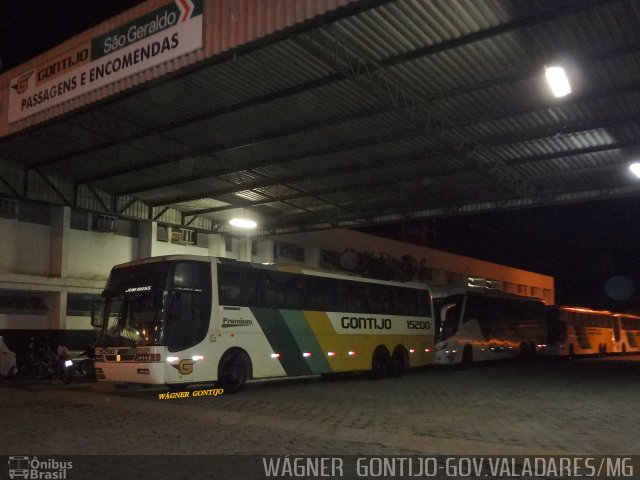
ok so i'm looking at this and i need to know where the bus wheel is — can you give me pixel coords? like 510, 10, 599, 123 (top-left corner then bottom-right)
568, 344, 575, 359
458, 346, 473, 370
518, 342, 530, 362
390, 346, 408, 378
371, 346, 390, 380
218, 350, 250, 394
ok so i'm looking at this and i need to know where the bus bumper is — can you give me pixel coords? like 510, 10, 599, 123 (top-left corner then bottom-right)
95, 361, 165, 384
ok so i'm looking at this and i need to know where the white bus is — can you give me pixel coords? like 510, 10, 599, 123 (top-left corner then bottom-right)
92, 255, 435, 391
433, 288, 548, 367
546, 306, 640, 356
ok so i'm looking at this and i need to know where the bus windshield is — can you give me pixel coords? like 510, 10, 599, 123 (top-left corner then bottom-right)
97, 260, 212, 350
102, 290, 167, 347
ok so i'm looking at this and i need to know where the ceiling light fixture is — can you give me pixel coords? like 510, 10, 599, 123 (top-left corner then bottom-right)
229, 217, 257, 229
545, 65, 572, 98
629, 162, 640, 178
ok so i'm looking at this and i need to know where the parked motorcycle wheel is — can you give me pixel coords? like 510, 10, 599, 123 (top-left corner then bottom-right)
34, 362, 51, 380
78, 359, 94, 377
61, 368, 73, 384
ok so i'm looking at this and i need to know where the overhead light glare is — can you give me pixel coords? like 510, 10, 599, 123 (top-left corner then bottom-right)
229, 217, 257, 229
629, 163, 640, 178
545, 66, 572, 98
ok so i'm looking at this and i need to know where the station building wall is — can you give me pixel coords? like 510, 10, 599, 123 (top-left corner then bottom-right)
0, 206, 554, 351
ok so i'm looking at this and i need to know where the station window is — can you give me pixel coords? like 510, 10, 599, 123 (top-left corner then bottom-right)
0, 293, 48, 314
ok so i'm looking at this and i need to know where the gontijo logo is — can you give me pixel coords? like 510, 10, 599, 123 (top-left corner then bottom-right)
10, 72, 33, 95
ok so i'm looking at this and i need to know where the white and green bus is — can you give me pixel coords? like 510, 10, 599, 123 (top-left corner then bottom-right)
434, 288, 548, 367
93, 255, 435, 391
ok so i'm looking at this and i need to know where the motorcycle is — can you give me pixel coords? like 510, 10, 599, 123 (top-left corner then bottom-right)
19, 341, 73, 384
55, 346, 74, 384
73, 344, 95, 378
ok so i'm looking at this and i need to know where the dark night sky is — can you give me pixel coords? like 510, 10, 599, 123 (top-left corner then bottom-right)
3, 2, 640, 313
0, 1, 146, 73
363, 197, 640, 313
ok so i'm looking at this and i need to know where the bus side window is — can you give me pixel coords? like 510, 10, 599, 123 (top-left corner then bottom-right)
282, 274, 303, 310
368, 284, 392, 314
218, 265, 243, 305
262, 272, 283, 308
345, 282, 367, 313
393, 288, 418, 315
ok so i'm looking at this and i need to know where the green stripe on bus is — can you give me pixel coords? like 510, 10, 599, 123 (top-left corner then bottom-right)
251, 308, 313, 376
280, 310, 332, 374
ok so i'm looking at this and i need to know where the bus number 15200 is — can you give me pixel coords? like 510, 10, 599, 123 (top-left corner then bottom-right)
406, 320, 431, 330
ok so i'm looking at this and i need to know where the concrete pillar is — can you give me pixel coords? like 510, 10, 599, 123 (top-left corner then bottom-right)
239, 237, 251, 261
138, 221, 157, 258
49, 206, 70, 278
304, 247, 320, 268
207, 234, 225, 257
254, 240, 274, 263
46, 291, 67, 330
48, 206, 70, 330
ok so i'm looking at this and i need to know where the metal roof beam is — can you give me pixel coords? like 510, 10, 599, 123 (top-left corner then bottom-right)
30, 170, 73, 206
152, 129, 638, 214
455, 82, 640, 128
142, 127, 425, 205
102, 105, 396, 192
0, 173, 22, 199
189, 138, 639, 217
381, 0, 619, 69
420, 40, 640, 103
295, 27, 543, 201
253, 182, 640, 236
59, 74, 341, 178
85, 183, 113, 213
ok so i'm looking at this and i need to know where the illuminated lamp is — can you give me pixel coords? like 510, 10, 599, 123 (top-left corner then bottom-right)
545, 65, 572, 98
229, 218, 257, 229
629, 163, 640, 178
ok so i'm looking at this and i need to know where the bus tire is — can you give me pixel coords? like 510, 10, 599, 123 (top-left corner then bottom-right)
390, 346, 408, 378
518, 342, 531, 362
218, 350, 251, 394
458, 346, 473, 370
568, 344, 575, 358
371, 346, 390, 380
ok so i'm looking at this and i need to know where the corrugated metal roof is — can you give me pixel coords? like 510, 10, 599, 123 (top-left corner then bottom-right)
2, 0, 640, 233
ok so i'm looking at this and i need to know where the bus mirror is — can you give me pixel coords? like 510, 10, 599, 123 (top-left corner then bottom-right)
91, 301, 103, 328
440, 304, 452, 322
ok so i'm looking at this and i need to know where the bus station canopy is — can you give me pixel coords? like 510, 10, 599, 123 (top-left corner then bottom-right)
1, 0, 639, 235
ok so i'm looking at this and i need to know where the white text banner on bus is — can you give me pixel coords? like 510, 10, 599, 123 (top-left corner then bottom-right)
328, 313, 433, 335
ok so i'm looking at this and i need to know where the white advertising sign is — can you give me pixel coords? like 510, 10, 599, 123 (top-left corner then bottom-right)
8, 0, 203, 124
